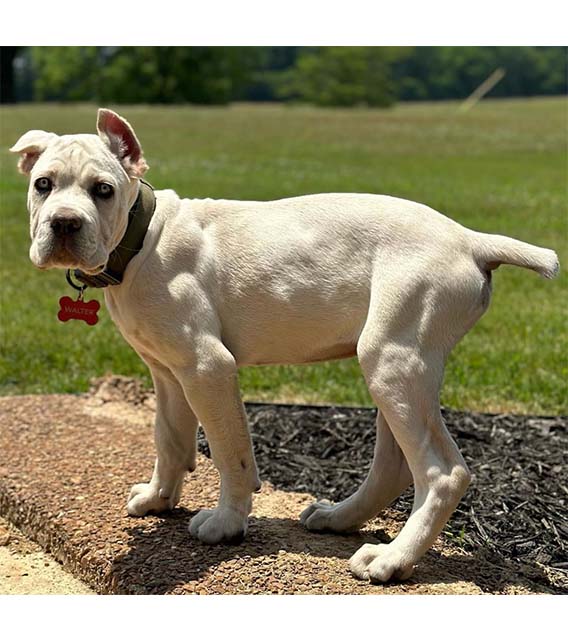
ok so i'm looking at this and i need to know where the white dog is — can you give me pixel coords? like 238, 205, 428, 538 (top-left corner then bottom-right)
11, 109, 559, 583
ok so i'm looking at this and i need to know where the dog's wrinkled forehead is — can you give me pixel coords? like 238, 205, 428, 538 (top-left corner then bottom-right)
34, 134, 127, 184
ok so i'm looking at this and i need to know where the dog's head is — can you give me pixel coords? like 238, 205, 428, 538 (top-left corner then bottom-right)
10, 109, 149, 274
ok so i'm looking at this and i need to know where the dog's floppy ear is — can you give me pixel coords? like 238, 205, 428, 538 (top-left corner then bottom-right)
10, 130, 58, 175
97, 108, 149, 178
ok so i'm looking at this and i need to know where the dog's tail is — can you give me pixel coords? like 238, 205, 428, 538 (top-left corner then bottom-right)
470, 231, 559, 279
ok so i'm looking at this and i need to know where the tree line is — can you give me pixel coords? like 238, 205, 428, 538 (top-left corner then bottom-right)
2, 46, 566, 106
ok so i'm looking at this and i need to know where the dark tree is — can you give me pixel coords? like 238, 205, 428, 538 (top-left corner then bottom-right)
0, 47, 20, 103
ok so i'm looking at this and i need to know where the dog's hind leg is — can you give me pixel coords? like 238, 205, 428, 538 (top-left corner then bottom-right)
127, 359, 198, 516
300, 411, 411, 532
349, 387, 469, 583
348, 264, 481, 582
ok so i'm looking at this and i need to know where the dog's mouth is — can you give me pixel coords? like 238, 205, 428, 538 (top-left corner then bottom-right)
31, 234, 108, 274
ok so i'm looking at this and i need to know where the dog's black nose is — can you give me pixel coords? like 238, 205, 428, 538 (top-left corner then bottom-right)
50, 215, 82, 238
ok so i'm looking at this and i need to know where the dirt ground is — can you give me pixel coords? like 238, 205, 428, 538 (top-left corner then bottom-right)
0, 381, 564, 594
0, 517, 92, 594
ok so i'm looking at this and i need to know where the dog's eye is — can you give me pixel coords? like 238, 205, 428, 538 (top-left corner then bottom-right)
94, 182, 114, 199
34, 177, 52, 194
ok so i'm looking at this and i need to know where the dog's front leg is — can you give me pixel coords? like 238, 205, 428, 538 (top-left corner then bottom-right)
127, 360, 198, 516
174, 339, 260, 544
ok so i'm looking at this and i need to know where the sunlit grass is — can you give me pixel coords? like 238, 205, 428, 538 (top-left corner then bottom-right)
1, 98, 566, 413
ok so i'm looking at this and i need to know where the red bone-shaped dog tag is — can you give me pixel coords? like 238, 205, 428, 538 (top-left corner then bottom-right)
58, 295, 100, 326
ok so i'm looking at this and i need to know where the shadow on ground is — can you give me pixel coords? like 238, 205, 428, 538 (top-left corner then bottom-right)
109, 508, 556, 595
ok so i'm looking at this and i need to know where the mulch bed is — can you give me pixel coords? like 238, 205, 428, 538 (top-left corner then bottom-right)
197, 403, 567, 583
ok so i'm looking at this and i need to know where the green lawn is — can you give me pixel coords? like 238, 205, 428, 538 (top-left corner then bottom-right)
1, 99, 566, 413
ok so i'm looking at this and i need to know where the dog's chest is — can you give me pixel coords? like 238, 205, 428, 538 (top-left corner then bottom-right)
103, 289, 152, 355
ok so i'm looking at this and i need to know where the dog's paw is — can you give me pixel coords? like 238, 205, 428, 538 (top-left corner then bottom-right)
349, 543, 415, 583
189, 507, 248, 544
126, 483, 176, 516
300, 500, 360, 533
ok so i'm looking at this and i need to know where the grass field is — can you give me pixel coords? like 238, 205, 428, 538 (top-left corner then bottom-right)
1, 98, 566, 413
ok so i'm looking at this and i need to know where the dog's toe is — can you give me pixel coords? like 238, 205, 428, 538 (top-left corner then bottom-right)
300, 500, 360, 533
126, 482, 173, 517
299, 499, 331, 525
188, 509, 215, 537
189, 507, 248, 545
301, 502, 334, 531
349, 543, 415, 583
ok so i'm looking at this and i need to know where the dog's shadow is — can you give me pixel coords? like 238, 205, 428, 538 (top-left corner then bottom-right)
108, 508, 554, 594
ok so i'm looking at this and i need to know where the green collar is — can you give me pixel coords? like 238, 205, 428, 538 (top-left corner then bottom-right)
73, 179, 156, 288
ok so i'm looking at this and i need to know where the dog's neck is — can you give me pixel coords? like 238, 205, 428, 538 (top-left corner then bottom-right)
73, 179, 156, 288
